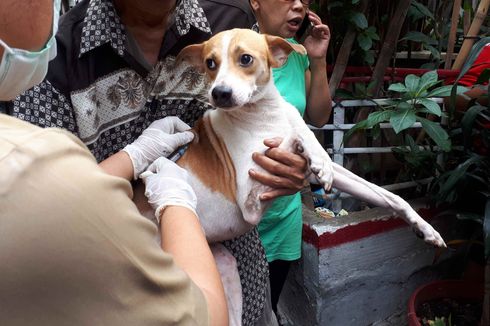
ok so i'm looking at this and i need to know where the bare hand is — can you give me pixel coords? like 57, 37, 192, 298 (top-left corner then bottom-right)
303, 11, 330, 60
249, 137, 307, 201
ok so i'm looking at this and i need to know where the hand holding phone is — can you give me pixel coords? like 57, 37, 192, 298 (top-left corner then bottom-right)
295, 14, 313, 43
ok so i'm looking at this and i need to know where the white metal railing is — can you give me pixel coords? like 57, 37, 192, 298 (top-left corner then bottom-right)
308, 98, 444, 211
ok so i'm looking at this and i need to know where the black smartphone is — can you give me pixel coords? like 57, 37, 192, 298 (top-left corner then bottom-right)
295, 14, 313, 43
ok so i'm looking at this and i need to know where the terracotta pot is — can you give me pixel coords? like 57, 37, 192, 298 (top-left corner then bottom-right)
407, 279, 484, 326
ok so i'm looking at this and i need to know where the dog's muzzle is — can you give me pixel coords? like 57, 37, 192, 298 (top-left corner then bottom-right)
211, 85, 234, 108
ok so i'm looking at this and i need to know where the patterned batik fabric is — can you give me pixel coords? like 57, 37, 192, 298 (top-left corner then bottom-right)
8, 0, 266, 324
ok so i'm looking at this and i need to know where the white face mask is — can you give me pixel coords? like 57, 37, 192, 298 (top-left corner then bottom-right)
0, 0, 61, 101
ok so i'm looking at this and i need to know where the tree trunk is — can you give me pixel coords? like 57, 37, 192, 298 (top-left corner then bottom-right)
445, 0, 462, 69
328, 0, 369, 97
367, 0, 412, 97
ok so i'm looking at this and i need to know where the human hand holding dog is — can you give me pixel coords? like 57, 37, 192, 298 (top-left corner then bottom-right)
123, 117, 195, 180
249, 137, 307, 201
140, 157, 197, 223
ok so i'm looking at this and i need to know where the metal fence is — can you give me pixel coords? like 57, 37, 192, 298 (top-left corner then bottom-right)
308, 98, 444, 211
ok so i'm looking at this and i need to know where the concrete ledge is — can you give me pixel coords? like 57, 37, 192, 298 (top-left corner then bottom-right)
278, 200, 454, 326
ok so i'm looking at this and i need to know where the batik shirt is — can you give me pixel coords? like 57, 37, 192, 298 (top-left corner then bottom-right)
7, 0, 266, 324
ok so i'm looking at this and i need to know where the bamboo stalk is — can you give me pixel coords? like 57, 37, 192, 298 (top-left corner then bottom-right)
445, 0, 462, 69
452, 0, 490, 70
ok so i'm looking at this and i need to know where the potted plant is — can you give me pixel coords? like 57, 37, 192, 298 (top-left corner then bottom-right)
406, 37, 489, 325
346, 35, 489, 324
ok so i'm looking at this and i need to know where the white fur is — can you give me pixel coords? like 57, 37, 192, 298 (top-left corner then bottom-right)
176, 29, 446, 326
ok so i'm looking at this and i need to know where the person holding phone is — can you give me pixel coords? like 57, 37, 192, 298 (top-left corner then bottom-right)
249, 0, 333, 316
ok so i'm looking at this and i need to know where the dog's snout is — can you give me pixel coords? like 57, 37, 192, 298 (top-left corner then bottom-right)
212, 86, 233, 107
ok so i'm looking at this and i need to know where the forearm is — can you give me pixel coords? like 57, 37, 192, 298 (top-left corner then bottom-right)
306, 59, 332, 127
159, 206, 228, 326
99, 151, 135, 181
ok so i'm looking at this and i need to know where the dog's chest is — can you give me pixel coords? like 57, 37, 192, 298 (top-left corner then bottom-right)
176, 108, 294, 241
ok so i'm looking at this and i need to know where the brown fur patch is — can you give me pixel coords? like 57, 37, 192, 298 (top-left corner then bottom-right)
177, 116, 237, 202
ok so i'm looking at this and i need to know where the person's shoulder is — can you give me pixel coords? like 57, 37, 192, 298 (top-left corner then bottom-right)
199, 0, 256, 31
56, 0, 90, 51
0, 114, 88, 159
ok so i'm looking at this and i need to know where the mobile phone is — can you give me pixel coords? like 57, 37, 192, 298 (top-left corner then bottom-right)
295, 14, 313, 43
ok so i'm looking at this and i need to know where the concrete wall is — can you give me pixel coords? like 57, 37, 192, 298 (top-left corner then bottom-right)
277, 200, 454, 326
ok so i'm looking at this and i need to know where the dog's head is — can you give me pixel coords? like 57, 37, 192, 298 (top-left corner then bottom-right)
176, 28, 306, 109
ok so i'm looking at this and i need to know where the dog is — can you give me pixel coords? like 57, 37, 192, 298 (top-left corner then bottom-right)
139, 28, 446, 325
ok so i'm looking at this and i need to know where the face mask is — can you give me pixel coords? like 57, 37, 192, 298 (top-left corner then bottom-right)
0, 0, 61, 101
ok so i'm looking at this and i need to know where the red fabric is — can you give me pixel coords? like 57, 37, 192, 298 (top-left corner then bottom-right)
446, 43, 490, 86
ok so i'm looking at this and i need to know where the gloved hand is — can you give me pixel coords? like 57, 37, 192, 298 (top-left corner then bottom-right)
140, 157, 197, 224
123, 116, 194, 179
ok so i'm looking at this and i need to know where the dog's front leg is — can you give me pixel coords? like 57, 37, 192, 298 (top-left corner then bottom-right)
330, 163, 446, 247
283, 110, 445, 247
211, 243, 243, 326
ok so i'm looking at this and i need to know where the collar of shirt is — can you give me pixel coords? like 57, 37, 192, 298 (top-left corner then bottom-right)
78, 0, 211, 59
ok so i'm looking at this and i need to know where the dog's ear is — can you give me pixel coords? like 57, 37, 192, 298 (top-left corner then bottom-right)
264, 35, 307, 68
176, 44, 205, 72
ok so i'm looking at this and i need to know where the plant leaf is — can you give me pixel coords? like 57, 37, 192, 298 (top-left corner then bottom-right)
411, 1, 434, 20
436, 156, 481, 198
365, 110, 394, 127
427, 85, 467, 97
344, 110, 393, 140
402, 31, 437, 45
419, 98, 442, 116
461, 105, 487, 147
417, 117, 451, 151
418, 70, 439, 93
388, 83, 408, 93
453, 37, 490, 84
349, 12, 368, 29
357, 33, 372, 51
405, 74, 420, 93
390, 108, 417, 133
334, 88, 357, 100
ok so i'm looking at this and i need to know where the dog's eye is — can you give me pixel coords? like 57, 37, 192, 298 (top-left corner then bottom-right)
239, 54, 253, 67
206, 59, 217, 70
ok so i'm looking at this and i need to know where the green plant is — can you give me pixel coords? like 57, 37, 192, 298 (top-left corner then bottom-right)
429, 37, 490, 324
428, 316, 450, 326
345, 70, 466, 152
326, 0, 380, 65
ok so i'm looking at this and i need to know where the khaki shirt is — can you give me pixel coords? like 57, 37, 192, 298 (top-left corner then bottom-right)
0, 114, 209, 325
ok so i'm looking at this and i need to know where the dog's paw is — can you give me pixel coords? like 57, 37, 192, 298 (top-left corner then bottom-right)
413, 222, 446, 248
311, 163, 333, 191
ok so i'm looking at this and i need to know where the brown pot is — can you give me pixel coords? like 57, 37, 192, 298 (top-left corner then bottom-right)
407, 279, 484, 326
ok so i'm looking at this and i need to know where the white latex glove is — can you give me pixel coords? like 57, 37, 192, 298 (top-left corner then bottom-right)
123, 116, 194, 179
140, 157, 197, 224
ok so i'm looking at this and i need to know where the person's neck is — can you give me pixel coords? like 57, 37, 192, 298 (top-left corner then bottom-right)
114, 0, 175, 66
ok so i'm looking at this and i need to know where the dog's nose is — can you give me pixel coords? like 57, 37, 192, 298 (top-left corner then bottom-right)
211, 86, 233, 107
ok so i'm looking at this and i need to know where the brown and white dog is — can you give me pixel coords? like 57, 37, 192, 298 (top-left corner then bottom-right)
142, 28, 446, 325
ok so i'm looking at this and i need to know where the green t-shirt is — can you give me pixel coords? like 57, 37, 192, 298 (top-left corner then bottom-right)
257, 39, 309, 262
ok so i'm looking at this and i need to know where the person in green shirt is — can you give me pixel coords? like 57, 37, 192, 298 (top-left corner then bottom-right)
250, 0, 333, 315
